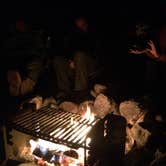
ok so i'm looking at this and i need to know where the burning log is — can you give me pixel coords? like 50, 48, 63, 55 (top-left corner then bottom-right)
33, 147, 60, 165
31, 141, 81, 166
63, 150, 78, 159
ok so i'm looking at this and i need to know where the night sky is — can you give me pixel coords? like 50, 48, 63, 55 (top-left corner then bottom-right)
1, 1, 166, 71
0, 1, 165, 32
1, 1, 166, 76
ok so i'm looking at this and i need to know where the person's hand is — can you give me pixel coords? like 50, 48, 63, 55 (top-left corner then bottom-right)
129, 49, 146, 55
68, 60, 75, 69
145, 40, 159, 59
129, 40, 160, 60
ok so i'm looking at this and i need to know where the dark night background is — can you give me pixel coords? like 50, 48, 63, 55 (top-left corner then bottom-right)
0, 1, 165, 40
0, 1, 165, 52
0, 0, 166, 98
0, 1, 166, 165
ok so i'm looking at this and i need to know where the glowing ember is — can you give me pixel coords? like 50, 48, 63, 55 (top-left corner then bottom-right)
30, 139, 70, 152
29, 139, 84, 165
27, 105, 98, 165
29, 139, 38, 154
86, 137, 91, 146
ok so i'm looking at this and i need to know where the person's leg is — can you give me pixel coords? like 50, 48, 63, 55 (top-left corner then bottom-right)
7, 55, 44, 96
74, 52, 97, 91
21, 56, 44, 95
52, 56, 72, 94
26, 57, 44, 84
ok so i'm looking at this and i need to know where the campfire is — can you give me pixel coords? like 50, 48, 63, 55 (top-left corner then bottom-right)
29, 105, 95, 166
3, 91, 166, 166
7, 104, 100, 166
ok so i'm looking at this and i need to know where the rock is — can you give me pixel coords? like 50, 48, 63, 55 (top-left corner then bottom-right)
90, 90, 98, 98
125, 126, 135, 154
119, 100, 146, 125
94, 84, 107, 94
124, 111, 151, 150
130, 123, 151, 148
59, 101, 78, 114
94, 94, 116, 118
42, 96, 57, 107
19, 147, 34, 162
90, 84, 107, 98
119, 100, 152, 151
20, 96, 43, 111
29, 96, 43, 110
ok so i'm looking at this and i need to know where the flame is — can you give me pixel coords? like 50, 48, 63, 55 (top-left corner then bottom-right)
28, 105, 95, 165
83, 105, 95, 123
29, 138, 70, 154
67, 105, 95, 143
29, 139, 85, 165
86, 137, 91, 146
29, 139, 38, 153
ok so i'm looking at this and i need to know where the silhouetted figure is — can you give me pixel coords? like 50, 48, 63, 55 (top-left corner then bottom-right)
52, 17, 100, 102
88, 114, 126, 166
129, 22, 166, 112
5, 17, 100, 104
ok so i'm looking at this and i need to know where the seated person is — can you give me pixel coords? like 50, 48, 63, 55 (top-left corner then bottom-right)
129, 23, 166, 113
7, 17, 101, 103
129, 40, 166, 62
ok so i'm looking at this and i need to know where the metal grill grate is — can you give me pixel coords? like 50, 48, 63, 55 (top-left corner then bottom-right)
7, 106, 99, 149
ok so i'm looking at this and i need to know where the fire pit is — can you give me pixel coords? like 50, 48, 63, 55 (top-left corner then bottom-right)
4, 105, 100, 165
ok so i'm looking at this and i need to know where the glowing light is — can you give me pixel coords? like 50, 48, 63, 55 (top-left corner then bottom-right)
28, 105, 97, 166
29, 139, 38, 153
83, 105, 95, 123
29, 139, 84, 165
73, 126, 91, 143
86, 137, 91, 146
50, 128, 61, 136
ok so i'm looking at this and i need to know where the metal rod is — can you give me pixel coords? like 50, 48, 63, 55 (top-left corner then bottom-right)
8, 107, 99, 151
